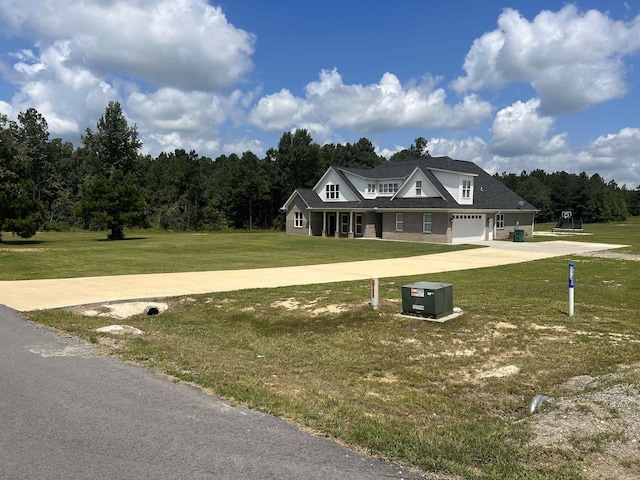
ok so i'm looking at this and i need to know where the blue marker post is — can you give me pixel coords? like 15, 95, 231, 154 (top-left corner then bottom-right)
568, 262, 575, 316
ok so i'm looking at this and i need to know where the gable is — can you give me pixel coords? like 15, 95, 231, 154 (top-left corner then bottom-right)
393, 167, 442, 199
313, 167, 359, 202
431, 169, 475, 205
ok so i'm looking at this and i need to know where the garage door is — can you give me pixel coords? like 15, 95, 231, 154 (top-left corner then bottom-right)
452, 214, 485, 243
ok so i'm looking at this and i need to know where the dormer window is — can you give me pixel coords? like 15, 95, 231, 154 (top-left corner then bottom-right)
462, 180, 471, 199
326, 184, 339, 199
416, 181, 422, 196
367, 183, 376, 193
380, 183, 399, 194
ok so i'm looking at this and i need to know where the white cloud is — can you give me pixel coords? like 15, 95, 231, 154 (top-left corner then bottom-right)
576, 127, 640, 187
249, 89, 312, 132
127, 88, 255, 157
250, 68, 493, 134
421, 126, 639, 188
0, 0, 255, 91
452, 5, 640, 115
429, 136, 488, 163
222, 138, 264, 157
1, 41, 116, 136
143, 131, 220, 158
490, 98, 568, 157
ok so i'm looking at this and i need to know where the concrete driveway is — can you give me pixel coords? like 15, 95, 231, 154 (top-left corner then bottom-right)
0, 240, 626, 311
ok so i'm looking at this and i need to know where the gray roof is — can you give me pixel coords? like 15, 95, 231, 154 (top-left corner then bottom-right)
292, 157, 536, 212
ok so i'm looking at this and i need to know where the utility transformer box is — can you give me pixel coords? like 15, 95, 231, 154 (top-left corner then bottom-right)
402, 282, 453, 319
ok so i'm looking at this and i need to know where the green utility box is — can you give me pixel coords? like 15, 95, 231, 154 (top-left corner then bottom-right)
402, 282, 453, 319
514, 228, 525, 242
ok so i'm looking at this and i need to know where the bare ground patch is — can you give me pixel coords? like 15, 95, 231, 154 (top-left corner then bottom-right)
529, 368, 640, 480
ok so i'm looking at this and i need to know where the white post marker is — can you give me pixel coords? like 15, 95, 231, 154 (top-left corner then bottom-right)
568, 262, 575, 316
370, 277, 379, 310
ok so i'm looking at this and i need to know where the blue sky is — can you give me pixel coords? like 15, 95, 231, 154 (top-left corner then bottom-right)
0, 0, 639, 187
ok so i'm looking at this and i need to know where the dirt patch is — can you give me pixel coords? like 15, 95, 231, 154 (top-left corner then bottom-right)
477, 364, 520, 379
530, 323, 568, 332
311, 305, 346, 315
366, 372, 398, 383
271, 297, 346, 316
529, 369, 640, 480
73, 301, 168, 319
495, 321, 518, 329
95, 325, 144, 335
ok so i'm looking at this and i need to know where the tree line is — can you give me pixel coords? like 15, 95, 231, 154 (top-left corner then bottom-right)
1, 101, 638, 240
494, 170, 639, 224
0, 102, 389, 240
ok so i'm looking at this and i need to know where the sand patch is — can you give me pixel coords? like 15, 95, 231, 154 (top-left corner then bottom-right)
477, 364, 520, 379
311, 305, 345, 315
95, 325, 144, 335
366, 372, 398, 383
495, 322, 517, 329
75, 301, 168, 319
271, 298, 346, 316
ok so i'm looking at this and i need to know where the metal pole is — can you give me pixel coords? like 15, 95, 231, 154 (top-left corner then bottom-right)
370, 277, 379, 310
569, 262, 575, 316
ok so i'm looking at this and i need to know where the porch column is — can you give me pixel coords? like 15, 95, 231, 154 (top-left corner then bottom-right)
322, 211, 327, 237
335, 211, 339, 237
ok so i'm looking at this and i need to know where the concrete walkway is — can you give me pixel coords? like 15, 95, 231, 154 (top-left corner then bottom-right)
0, 240, 626, 311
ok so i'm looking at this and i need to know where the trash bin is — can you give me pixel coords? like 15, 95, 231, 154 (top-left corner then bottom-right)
513, 228, 525, 242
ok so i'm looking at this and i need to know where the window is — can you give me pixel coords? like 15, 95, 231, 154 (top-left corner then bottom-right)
462, 180, 471, 199
367, 183, 376, 194
341, 212, 349, 234
423, 213, 432, 233
355, 213, 362, 235
416, 181, 422, 196
496, 213, 504, 229
294, 211, 304, 228
380, 183, 399, 194
395, 213, 404, 231
325, 184, 339, 199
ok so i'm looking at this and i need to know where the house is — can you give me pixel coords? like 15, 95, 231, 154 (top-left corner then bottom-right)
281, 157, 537, 243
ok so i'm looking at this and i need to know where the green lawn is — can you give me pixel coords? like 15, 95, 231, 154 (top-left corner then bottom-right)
21, 219, 640, 479
0, 230, 473, 280
534, 216, 640, 253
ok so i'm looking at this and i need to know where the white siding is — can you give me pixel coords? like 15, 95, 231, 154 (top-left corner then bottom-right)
313, 169, 359, 202
431, 171, 474, 205
395, 169, 440, 198
341, 171, 373, 199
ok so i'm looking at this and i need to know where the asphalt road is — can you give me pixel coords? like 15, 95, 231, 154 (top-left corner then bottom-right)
0, 305, 423, 480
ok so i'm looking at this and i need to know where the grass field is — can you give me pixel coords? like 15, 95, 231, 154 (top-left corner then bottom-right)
0, 230, 474, 280
17, 219, 640, 479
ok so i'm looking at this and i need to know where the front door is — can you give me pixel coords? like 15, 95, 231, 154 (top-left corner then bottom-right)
375, 213, 383, 238
327, 214, 337, 237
